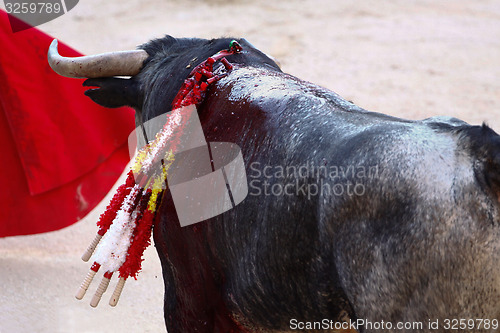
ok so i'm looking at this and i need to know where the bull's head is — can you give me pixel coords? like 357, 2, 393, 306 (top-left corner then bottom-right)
48, 36, 280, 123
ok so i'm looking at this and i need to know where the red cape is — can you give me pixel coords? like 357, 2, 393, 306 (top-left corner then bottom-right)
0, 11, 135, 237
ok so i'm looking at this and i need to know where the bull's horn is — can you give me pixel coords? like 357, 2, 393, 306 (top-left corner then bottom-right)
47, 39, 149, 78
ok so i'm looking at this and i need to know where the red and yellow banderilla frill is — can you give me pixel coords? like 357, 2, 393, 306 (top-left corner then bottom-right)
75, 41, 242, 307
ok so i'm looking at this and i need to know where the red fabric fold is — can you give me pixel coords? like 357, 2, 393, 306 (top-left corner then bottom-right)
0, 10, 136, 237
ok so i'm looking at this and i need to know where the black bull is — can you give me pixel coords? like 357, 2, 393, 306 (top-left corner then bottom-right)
83, 36, 500, 332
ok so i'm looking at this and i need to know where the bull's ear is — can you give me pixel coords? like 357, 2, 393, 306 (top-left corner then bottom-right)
83, 77, 142, 109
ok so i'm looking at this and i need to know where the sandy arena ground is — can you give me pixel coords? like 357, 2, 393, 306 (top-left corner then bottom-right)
1, 0, 499, 332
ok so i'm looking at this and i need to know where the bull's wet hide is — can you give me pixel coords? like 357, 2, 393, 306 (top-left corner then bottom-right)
69, 35, 500, 332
